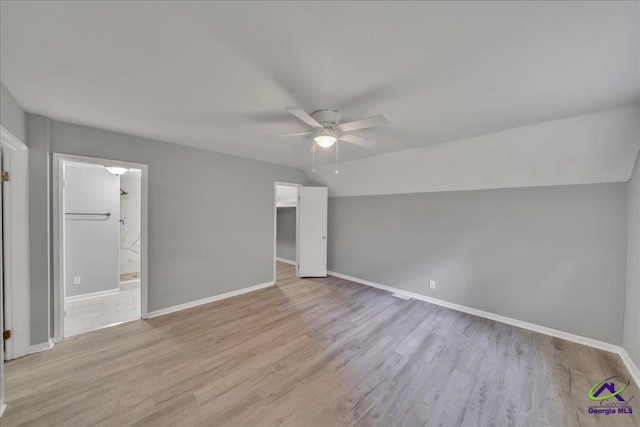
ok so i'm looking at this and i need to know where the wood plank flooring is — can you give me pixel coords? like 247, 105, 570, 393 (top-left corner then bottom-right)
3, 262, 639, 426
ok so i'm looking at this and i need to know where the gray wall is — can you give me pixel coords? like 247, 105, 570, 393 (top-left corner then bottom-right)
64, 163, 120, 297
276, 207, 296, 262
328, 183, 628, 344
26, 114, 50, 344
0, 81, 25, 142
25, 118, 309, 343
625, 152, 640, 367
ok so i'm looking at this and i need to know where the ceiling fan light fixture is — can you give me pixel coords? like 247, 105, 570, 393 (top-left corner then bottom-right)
314, 129, 337, 148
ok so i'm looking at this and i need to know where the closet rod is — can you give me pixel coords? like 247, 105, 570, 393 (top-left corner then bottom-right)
65, 212, 111, 217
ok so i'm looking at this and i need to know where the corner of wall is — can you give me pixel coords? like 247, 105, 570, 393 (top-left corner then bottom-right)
628, 145, 640, 182
0, 81, 26, 143
26, 113, 53, 345
623, 145, 640, 373
302, 168, 317, 186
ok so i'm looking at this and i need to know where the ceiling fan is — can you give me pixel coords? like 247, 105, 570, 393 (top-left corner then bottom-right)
264, 108, 388, 150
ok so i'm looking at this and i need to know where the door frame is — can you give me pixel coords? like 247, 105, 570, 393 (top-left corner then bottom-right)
52, 153, 149, 343
273, 182, 301, 281
1, 125, 30, 361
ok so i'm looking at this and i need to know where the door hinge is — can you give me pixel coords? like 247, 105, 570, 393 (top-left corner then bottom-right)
3, 330, 11, 340
1, 171, 9, 182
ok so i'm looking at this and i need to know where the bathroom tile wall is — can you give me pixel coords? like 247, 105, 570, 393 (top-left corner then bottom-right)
120, 169, 141, 279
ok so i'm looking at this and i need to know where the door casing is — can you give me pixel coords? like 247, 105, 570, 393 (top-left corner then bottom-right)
1, 125, 30, 361
274, 182, 301, 281
52, 153, 149, 343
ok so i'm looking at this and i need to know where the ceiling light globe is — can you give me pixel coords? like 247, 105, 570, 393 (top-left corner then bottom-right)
105, 166, 129, 176
314, 135, 337, 148
314, 128, 338, 148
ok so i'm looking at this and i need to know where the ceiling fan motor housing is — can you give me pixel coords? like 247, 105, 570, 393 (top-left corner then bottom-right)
311, 110, 341, 128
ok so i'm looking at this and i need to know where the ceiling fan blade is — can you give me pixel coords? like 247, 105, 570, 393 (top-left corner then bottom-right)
338, 115, 388, 133
286, 108, 324, 129
339, 134, 377, 149
263, 131, 313, 138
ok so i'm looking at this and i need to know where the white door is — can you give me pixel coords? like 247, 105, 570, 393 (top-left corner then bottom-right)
0, 148, 5, 416
298, 186, 328, 277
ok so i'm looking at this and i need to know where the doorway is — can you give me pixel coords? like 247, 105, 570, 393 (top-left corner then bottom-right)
0, 125, 29, 416
273, 183, 329, 282
274, 183, 300, 282
53, 154, 148, 341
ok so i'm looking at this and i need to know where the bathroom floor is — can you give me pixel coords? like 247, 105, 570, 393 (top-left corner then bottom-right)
64, 281, 141, 337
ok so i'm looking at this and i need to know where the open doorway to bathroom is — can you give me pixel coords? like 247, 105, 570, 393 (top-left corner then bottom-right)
53, 154, 148, 340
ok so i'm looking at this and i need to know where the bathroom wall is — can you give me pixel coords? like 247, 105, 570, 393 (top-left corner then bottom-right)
64, 162, 120, 298
119, 169, 141, 279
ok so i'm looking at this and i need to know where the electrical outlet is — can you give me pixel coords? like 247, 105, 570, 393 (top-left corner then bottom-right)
73, 276, 81, 285
429, 280, 436, 290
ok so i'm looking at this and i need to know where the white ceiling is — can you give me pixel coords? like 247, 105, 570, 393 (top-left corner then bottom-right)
1, 1, 638, 169
309, 105, 640, 197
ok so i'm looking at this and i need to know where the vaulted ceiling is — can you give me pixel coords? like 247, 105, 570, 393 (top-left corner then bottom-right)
1, 1, 638, 175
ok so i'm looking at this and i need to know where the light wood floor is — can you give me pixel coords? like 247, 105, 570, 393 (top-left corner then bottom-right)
4, 262, 639, 426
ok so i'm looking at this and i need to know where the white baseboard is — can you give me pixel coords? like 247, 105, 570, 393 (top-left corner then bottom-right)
148, 280, 275, 319
618, 348, 640, 389
65, 288, 119, 303
328, 270, 640, 385
1, 403, 6, 418
28, 339, 54, 355
119, 280, 141, 291
276, 257, 296, 266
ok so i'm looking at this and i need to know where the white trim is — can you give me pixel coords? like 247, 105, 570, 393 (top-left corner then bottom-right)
28, 339, 54, 355
53, 153, 149, 343
64, 288, 119, 303
53, 155, 62, 342
277, 202, 297, 208
148, 280, 275, 319
1, 403, 6, 418
328, 271, 620, 353
140, 164, 149, 320
0, 148, 4, 415
328, 270, 640, 384
0, 125, 30, 361
276, 257, 296, 266
274, 182, 300, 282
619, 348, 640, 389
0, 126, 27, 152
